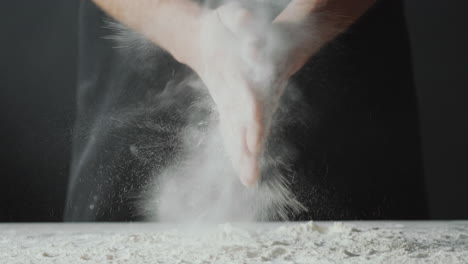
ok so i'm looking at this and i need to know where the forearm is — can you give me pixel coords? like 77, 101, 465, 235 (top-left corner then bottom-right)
275, 0, 375, 39
91, 0, 202, 63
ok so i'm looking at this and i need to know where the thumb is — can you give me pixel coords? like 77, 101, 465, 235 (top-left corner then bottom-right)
245, 94, 265, 158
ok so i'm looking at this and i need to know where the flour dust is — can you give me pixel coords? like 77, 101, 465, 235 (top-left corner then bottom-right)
105, 0, 317, 222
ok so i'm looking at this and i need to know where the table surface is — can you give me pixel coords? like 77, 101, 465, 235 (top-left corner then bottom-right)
1, 221, 467, 264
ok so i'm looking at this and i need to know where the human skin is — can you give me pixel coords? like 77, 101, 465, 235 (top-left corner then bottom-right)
91, 0, 375, 186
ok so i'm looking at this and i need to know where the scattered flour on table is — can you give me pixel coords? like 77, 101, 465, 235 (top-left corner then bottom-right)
1, 222, 468, 264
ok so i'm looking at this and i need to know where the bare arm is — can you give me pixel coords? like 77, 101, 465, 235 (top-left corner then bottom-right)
91, 0, 202, 64
276, 0, 375, 24
272, 0, 376, 78
91, 0, 374, 64
275, 0, 376, 42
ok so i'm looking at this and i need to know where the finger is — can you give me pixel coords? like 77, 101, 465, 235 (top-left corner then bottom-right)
240, 155, 260, 187
239, 127, 260, 187
246, 103, 263, 156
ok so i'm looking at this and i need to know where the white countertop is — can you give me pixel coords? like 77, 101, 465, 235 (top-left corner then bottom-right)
1, 221, 467, 263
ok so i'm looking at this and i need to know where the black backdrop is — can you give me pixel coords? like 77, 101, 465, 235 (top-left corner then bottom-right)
0, 0, 466, 221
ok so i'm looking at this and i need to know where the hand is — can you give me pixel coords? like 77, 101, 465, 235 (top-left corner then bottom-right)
184, 3, 266, 186
179, 1, 374, 186
182, 3, 324, 186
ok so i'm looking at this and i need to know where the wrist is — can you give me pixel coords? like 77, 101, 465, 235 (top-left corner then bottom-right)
148, 0, 204, 67
169, 10, 204, 68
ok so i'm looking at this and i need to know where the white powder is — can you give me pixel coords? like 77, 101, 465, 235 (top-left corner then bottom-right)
105, 1, 317, 223
1, 221, 467, 263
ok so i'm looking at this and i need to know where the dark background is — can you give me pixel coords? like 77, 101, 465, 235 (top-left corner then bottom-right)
0, 0, 466, 221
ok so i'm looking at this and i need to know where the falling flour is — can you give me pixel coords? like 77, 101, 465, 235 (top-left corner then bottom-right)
101, 0, 320, 222
1, 221, 467, 264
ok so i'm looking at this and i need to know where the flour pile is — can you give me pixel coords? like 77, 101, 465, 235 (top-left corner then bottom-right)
2, 222, 467, 263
